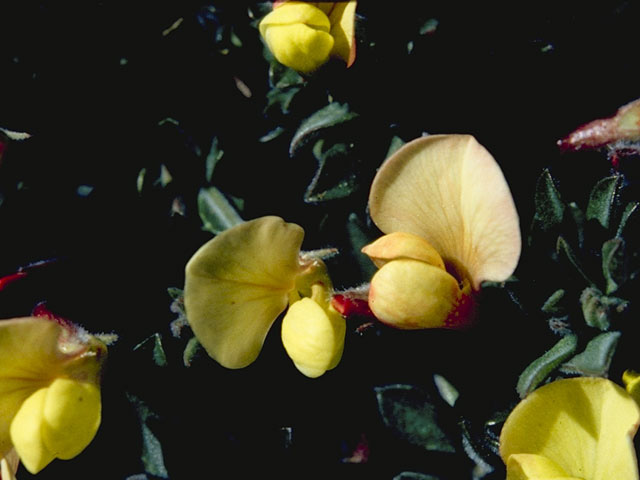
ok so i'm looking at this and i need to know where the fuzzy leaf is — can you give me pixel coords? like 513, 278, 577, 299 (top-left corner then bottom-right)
602, 237, 626, 294
580, 287, 628, 331
304, 142, 358, 203
183, 336, 203, 367
375, 384, 455, 453
568, 202, 585, 248
586, 175, 622, 229
516, 334, 578, 398
394, 473, 440, 480
197, 187, 243, 234
433, 374, 459, 407
266, 86, 301, 114
205, 137, 224, 183
617, 201, 639, 237
290, 102, 358, 156
560, 331, 621, 377
127, 394, 169, 479
534, 169, 564, 231
541, 289, 566, 314
556, 236, 593, 285
133, 334, 168, 367
386, 135, 406, 159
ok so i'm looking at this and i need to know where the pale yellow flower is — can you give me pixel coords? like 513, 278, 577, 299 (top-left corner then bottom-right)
499, 377, 640, 480
362, 134, 521, 329
184, 216, 345, 377
0, 317, 106, 474
259, 1, 356, 73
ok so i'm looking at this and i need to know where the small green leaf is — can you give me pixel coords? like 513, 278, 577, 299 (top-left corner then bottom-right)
290, 102, 358, 156
560, 331, 621, 377
394, 473, 440, 480
602, 237, 627, 294
259, 126, 286, 143
534, 169, 564, 231
586, 175, 622, 229
347, 213, 378, 279
127, 394, 169, 479
568, 202, 585, 248
375, 384, 455, 453
133, 334, 168, 367
183, 336, 203, 367
617, 201, 639, 237
541, 289, 566, 314
556, 236, 593, 285
205, 136, 224, 183
137, 168, 147, 195
419, 18, 439, 35
386, 135, 406, 158
516, 334, 578, 398
197, 187, 243, 234
167, 287, 183, 301
580, 287, 628, 330
154, 164, 172, 188
266, 86, 301, 114
304, 142, 358, 203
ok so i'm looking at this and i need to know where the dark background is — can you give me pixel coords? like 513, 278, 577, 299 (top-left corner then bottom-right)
1, 1, 639, 478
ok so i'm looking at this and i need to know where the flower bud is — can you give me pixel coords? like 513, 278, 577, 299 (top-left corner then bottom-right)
368, 259, 462, 329
259, 2, 335, 73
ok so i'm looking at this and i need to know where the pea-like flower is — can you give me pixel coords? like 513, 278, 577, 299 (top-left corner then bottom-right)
184, 216, 345, 377
259, 1, 356, 73
499, 377, 640, 480
362, 134, 521, 329
0, 316, 106, 474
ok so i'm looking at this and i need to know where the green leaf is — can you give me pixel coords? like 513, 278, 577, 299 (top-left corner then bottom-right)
167, 287, 183, 301
556, 236, 593, 285
602, 237, 627, 294
617, 201, 639, 237
580, 287, 628, 331
394, 473, 440, 480
266, 86, 301, 114
375, 384, 455, 453
386, 135, 406, 158
133, 333, 168, 367
183, 336, 203, 367
586, 175, 622, 229
560, 331, 621, 377
259, 126, 286, 143
290, 102, 358, 156
205, 136, 224, 183
534, 169, 565, 231
268, 62, 304, 89
346, 213, 378, 279
568, 202, 585, 248
516, 334, 578, 398
541, 289, 566, 314
127, 394, 169, 479
197, 187, 243, 234
136, 168, 146, 195
304, 141, 358, 203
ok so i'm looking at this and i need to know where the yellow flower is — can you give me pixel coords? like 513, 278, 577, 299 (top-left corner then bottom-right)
623, 369, 640, 405
499, 377, 640, 480
259, 1, 356, 73
362, 134, 521, 329
0, 316, 106, 474
184, 216, 345, 377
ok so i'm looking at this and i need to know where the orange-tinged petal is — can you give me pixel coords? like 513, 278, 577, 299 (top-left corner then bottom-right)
500, 377, 640, 480
368, 134, 521, 289
368, 259, 462, 329
184, 216, 305, 369
361, 232, 446, 270
326, 1, 357, 66
506, 453, 582, 480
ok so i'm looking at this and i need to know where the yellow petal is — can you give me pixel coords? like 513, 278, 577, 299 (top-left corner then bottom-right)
624, 369, 640, 405
506, 453, 582, 480
184, 216, 305, 369
9, 388, 56, 474
259, 2, 334, 73
0, 317, 72, 457
361, 232, 446, 270
368, 134, 521, 289
281, 294, 346, 378
41, 378, 101, 460
499, 377, 640, 480
326, 1, 357, 66
368, 259, 462, 329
